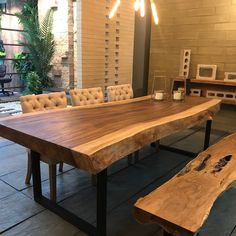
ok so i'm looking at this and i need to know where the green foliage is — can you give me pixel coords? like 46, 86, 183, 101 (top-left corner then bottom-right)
26, 71, 42, 94
0, 51, 6, 58
15, 2, 55, 90
12, 52, 34, 81
0, 38, 5, 58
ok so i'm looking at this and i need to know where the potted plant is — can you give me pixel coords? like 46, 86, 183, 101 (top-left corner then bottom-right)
12, 51, 34, 88
26, 71, 42, 94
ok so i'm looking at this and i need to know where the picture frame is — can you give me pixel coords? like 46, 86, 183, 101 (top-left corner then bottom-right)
224, 72, 236, 82
196, 64, 217, 80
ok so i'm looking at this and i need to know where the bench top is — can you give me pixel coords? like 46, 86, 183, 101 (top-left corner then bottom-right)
134, 133, 236, 236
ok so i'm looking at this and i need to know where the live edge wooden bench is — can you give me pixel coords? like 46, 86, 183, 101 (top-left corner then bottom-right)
134, 133, 236, 236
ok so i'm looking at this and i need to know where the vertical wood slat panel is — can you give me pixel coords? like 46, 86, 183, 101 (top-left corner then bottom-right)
79, 0, 135, 92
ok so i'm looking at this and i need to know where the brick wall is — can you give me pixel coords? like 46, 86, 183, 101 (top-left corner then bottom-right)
38, 0, 74, 89
148, 0, 236, 92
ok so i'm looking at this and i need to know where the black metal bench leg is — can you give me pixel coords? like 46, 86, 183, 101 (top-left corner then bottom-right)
204, 120, 212, 150
97, 169, 107, 236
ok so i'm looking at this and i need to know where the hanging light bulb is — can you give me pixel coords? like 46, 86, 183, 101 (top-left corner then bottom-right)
109, 0, 159, 25
150, 0, 159, 25
140, 0, 145, 17
109, 0, 121, 19
134, 0, 140, 11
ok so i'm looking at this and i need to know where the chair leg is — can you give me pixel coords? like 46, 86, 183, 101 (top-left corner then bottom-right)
49, 164, 57, 202
25, 152, 32, 184
58, 162, 63, 172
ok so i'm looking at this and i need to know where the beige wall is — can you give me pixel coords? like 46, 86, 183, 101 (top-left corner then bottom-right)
149, 0, 236, 92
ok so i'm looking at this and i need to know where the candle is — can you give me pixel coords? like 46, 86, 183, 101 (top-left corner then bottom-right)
173, 91, 182, 100
155, 91, 164, 100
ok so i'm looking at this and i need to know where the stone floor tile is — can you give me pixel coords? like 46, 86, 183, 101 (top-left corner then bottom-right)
0, 180, 17, 199
22, 168, 91, 201
0, 192, 43, 233
2, 210, 80, 236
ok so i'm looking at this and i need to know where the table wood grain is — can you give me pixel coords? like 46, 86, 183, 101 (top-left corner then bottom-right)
0, 96, 221, 174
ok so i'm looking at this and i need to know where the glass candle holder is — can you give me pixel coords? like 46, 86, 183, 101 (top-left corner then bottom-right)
153, 90, 164, 101
173, 90, 183, 101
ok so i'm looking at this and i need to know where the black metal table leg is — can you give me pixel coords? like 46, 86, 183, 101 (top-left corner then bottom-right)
151, 140, 160, 151
97, 169, 107, 236
127, 153, 133, 165
134, 150, 139, 163
31, 150, 107, 236
159, 144, 197, 158
204, 120, 212, 150
31, 150, 42, 200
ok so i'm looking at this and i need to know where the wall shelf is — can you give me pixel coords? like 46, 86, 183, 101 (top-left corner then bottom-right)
172, 78, 236, 105
191, 79, 236, 87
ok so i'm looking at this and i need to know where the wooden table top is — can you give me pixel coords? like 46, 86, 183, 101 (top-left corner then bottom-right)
0, 96, 221, 174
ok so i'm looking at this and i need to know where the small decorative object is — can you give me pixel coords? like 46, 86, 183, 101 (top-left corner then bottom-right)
173, 90, 183, 101
206, 90, 235, 101
190, 88, 201, 97
196, 64, 217, 80
179, 49, 191, 79
178, 87, 185, 100
224, 72, 236, 82
154, 90, 164, 101
151, 71, 173, 101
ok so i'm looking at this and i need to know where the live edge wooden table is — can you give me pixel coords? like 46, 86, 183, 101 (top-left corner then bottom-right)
0, 96, 221, 236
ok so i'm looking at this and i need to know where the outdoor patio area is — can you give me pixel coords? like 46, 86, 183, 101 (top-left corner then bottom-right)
0, 105, 236, 236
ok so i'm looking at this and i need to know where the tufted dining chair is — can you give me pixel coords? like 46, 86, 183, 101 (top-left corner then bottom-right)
70, 87, 104, 106
70, 87, 104, 185
107, 84, 135, 163
20, 92, 67, 201
107, 84, 133, 102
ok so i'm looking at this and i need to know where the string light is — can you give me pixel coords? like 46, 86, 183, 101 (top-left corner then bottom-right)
140, 0, 145, 17
109, 0, 159, 25
109, 0, 121, 19
150, 0, 159, 25
134, 0, 140, 11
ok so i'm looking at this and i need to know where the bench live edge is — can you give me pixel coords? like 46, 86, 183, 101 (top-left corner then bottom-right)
134, 133, 236, 236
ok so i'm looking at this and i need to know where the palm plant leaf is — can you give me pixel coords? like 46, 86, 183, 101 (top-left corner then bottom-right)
16, 4, 55, 92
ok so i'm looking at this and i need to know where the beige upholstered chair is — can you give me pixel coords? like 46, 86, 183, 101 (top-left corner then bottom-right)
70, 87, 104, 106
107, 84, 133, 102
107, 84, 135, 163
20, 92, 67, 201
70, 87, 104, 185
